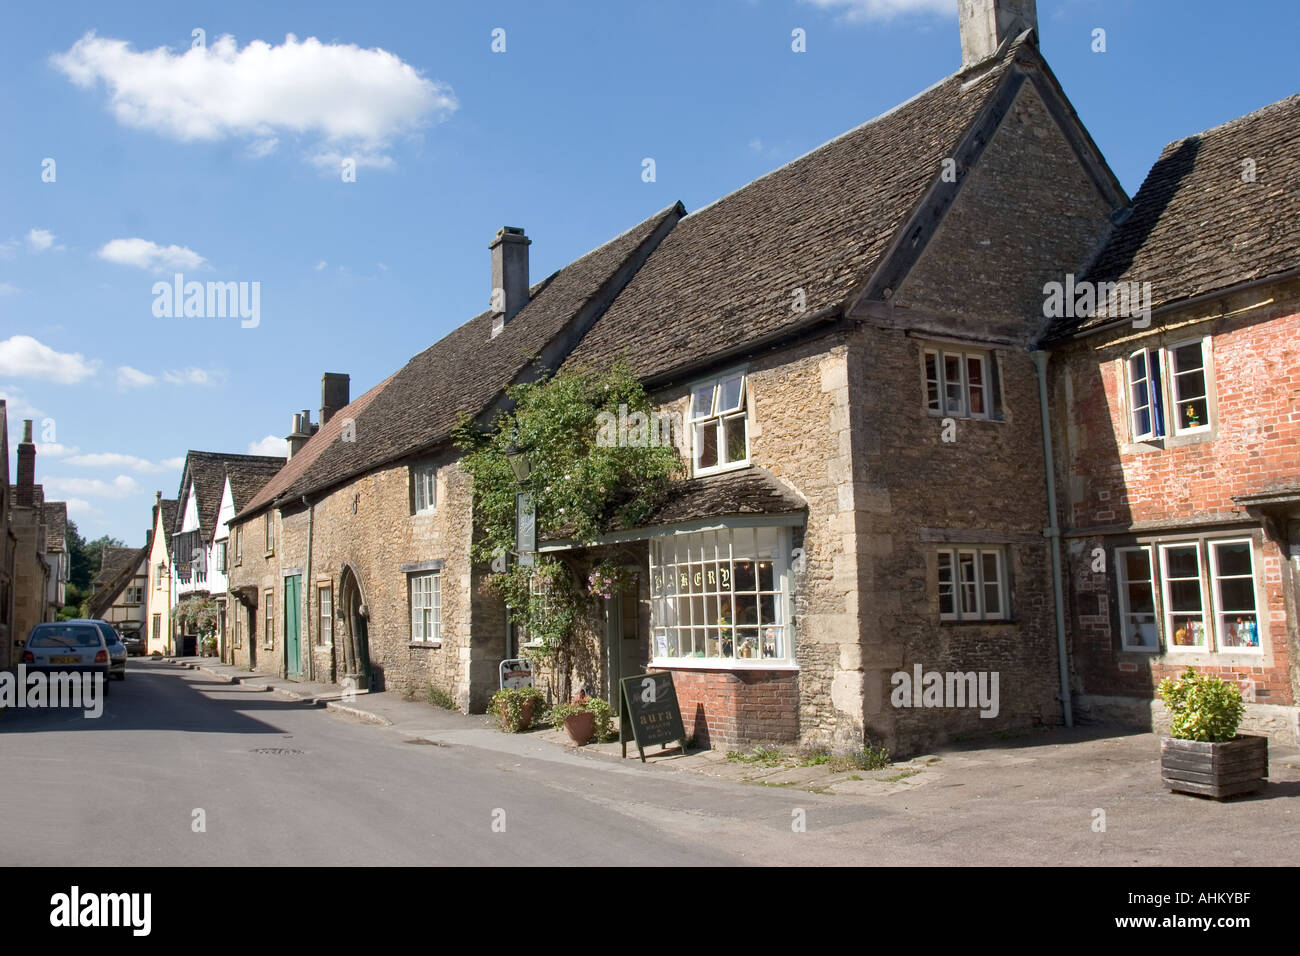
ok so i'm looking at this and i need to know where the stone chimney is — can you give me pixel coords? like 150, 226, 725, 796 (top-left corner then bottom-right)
286, 409, 318, 459
321, 372, 350, 425
959, 0, 1036, 70
489, 226, 531, 337
16, 419, 35, 507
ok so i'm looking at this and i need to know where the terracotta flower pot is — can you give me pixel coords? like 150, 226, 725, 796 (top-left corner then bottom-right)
516, 698, 536, 732
564, 710, 596, 746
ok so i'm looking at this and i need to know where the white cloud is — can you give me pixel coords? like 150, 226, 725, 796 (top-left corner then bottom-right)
0, 283, 19, 295
800, 0, 955, 21
248, 434, 288, 456
98, 237, 206, 272
0, 336, 99, 384
27, 228, 62, 252
65, 452, 171, 472
308, 149, 395, 172
314, 260, 327, 271
247, 137, 279, 158
44, 474, 141, 499
116, 365, 157, 387
0, 385, 44, 419
52, 31, 457, 168
36, 443, 80, 457
62, 498, 97, 517
162, 367, 219, 386
160, 456, 185, 469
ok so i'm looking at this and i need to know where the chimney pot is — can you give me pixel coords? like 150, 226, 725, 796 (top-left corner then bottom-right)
489, 226, 531, 337
959, 0, 1036, 70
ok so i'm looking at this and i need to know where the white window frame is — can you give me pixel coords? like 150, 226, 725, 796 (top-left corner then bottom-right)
413, 463, 437, 514
1115, 546, 1159, 652
1159, 543, 1208, 652
214, 540, 227, 573
649, 526, 794, 668
234, 609, 242, 649
265, 513, 274, 553
1168, 337, 1211, 436
1127, 347, 1165, 441
689, 371, 750, 477
263, 590, 274, 649
410, 572, 442, 646
125, 585, 144, 606
1207, 538, 1262, 654
318, 585, 333, 646
937, 546, 1007, 622
924, 347, 993, 420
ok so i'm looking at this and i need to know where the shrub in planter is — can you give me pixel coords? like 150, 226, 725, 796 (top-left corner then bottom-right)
1157, 667, 1267, 799
489, 686, 545, 733
548, 694, 613, 745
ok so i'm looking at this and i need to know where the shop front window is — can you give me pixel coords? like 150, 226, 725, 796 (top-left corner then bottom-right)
649, 526, 793, 665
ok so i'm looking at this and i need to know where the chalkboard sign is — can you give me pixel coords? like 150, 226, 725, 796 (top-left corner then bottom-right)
619, 671, 687, 762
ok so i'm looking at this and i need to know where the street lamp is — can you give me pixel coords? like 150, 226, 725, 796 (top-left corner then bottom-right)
504, 439, 532, 483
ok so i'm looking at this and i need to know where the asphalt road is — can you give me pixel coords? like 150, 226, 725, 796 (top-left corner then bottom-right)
2, 660, 1297, 866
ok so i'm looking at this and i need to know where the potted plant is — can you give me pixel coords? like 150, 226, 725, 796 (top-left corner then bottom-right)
489, 685, 545, 733
548, 693, 613, 746
1157, 666, 1267, 798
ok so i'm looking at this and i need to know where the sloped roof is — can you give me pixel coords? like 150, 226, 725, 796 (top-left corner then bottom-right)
1055, 93, 1300, 339
224, 455, 288, 515
251, 203, 683, 510
235, 374, 395, 520
87, 545, 148, 619
94, 546, 139, 586
176, 452, 284, 535
42, 501, 67, 551
636, 469, 807, 529
563, 43, 1024, 380
154, 498, 179, 554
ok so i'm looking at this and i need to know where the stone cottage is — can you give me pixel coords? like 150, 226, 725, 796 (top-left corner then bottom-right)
1041, 93, 1300, 743
225, 206, 683, 708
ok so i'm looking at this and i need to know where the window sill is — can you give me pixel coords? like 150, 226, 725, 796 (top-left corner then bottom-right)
408, 641, 442, 649
1121, 645, 1161, 654
692, 460, 751, 479
263, 551, 274, 558
926, 410, 1001, 423
939, 618, 1014, 626
651, 657, 798, 672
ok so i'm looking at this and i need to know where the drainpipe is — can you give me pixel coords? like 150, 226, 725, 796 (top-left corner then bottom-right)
302, 495, 314, 683
1031, 349, 1073, 727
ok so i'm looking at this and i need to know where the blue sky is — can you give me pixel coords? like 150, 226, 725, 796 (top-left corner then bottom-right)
2, 0, 1296, 546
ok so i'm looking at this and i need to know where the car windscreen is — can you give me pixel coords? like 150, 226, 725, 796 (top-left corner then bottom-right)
29, 626, 102, 647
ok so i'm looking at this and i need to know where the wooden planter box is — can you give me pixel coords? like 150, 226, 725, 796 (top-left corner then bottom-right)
1160, 735, 1268, 799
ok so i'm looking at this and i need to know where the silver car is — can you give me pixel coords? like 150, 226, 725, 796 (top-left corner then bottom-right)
20, 621, 112, 692
81, 619, 127, 681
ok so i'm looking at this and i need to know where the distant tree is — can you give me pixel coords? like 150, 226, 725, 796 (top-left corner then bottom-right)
66, 519, 91, 591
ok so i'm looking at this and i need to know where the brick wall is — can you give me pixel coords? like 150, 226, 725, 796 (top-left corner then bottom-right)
664, 667, 799, 750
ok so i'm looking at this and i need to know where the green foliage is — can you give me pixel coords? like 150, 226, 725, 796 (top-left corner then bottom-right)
547, 695, 614, 742
726, 745, 787, 767
483, 558, 584, 663
489, 685, 546, 732
454, 362, 684, 562
830, 747, 891, 771
172, 596, 221, 637
796, 744, 833, 766
427, 684, 457, 711
1158, 666, 1246, 742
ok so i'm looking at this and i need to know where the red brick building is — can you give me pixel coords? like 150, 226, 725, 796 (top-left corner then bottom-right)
1043, 94, 1300, 743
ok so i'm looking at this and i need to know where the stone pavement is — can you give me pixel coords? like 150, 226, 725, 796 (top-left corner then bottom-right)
168, 656, 1300, 803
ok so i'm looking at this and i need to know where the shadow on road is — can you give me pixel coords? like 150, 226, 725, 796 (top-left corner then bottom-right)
0, 660, 316, 736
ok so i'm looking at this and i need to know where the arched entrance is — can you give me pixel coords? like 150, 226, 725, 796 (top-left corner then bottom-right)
338, 564, 375, 691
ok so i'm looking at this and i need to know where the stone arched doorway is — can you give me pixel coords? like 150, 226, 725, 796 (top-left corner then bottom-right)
338, 564, 377, 691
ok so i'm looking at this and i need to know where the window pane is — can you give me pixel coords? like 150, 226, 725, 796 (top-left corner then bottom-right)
1172, 342, 1203, 375
695, 421, 718, 469
1164, 545, 1200, 579
938, 551, 954, 616
718, 375, 744, 412
981, 551, 1001, 616
944, 355, 964, 415
1149, 350, 1166, 437
692, 384, 715, 420
723, 414, 747, 463
958, 551, 978, 617
1213, 541, 1252, 577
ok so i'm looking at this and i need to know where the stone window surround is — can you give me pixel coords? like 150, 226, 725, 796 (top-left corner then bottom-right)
233, 525, 242, 566
404, 560, 444, 647
937, 544, 1009, 622
1116, 334, 1218, 454
263, 589, 274, 649
1109, 530, 1268, 660
920, 529, 1025, 625
264, 513, 275, 556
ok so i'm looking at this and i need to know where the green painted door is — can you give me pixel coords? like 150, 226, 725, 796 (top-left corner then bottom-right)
284, 575, 302, 678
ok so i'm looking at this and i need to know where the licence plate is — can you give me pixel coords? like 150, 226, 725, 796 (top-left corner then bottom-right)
50, 656, 78, 664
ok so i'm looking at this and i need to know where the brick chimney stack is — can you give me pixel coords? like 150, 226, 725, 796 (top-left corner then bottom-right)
489, 226, 530, 338
16, 419, 35, 507
959, 0, 1036, 70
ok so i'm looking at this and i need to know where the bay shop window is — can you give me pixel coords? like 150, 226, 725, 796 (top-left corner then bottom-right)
649, 526, 794, 665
